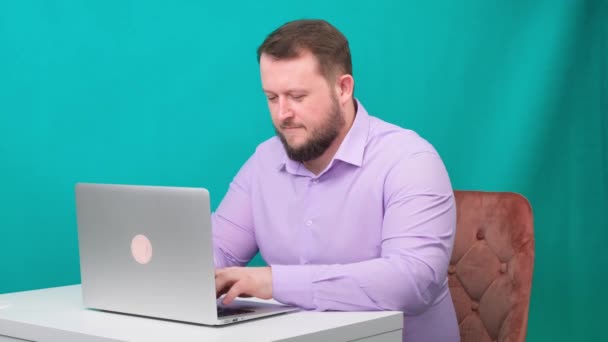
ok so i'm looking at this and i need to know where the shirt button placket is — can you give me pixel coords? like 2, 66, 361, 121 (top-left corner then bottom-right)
302, 177, 317, 264
301, 220, 313, 264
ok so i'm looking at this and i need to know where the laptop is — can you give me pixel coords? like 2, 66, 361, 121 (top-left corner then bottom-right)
75, 183, 298, 325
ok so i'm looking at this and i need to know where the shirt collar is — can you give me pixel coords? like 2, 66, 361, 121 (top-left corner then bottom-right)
332, 98, 370, 168
277, 98, 370, 174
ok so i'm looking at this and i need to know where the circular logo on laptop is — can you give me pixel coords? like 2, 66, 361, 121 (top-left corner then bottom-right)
131, 234, 153, 265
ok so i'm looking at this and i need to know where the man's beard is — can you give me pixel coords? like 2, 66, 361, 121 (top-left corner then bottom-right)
275, 95, 345, 163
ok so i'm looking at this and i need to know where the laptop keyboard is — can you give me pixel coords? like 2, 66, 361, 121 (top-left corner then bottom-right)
217, 307, 255, 317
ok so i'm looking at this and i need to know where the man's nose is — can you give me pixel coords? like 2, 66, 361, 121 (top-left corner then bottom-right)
278, 97, 294, 120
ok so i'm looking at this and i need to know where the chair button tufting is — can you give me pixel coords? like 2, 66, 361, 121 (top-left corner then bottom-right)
500, 263, 507, 274
476, 230, 485, 240
448, 265, 456, 275
471, 302, 479, 311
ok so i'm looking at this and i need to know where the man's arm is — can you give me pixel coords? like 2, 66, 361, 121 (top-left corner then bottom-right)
217, 151, 456, 315
212, 155, 258, 269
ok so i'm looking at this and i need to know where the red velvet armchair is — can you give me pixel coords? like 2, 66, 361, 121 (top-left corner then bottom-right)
449, 191, 534, 342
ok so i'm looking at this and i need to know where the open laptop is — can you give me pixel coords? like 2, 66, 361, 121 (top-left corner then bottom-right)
75, 183, 298, 325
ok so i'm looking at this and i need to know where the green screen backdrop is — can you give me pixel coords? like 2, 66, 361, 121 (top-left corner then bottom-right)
1, 1, 606, 340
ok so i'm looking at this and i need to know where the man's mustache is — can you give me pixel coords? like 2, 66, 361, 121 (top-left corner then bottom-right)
280, 120, 304, 130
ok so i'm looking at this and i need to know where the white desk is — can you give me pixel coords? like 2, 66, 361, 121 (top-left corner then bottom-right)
0, 285, 403, 342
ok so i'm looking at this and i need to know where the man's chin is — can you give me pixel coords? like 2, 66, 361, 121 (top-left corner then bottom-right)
283, 137, 307, 150
285, 145, 305, 157
283, 143, 309, 161
276, 132, 310, 159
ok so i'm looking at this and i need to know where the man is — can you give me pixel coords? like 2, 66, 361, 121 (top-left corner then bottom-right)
213, 19, 459, 341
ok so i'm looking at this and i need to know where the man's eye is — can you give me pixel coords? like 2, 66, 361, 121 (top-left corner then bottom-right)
267, 96, 278, 102
291, 95, 305, 101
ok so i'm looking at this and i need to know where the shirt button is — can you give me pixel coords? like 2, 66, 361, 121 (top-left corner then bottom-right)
312, 179, 319, 184
305, 220, 313, 227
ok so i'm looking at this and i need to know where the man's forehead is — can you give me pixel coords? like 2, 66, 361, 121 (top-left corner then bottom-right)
260, 51, 321, 73
260, 53, 326, 90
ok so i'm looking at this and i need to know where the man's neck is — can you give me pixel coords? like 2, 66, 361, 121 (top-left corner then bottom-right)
303, 99, 357, 175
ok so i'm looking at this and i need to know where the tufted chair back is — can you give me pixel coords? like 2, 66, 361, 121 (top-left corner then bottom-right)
449, 191, 534, 342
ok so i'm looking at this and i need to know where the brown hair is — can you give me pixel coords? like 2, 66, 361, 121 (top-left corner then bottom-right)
257, 19, 353, 82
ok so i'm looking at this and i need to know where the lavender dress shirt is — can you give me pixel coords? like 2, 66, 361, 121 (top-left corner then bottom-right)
213, 100, 459, 341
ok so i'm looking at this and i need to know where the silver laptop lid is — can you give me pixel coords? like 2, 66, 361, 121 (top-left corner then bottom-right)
75, 183, 219, 323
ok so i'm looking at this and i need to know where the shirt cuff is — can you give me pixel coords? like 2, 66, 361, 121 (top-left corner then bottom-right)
271, 264, 315, 310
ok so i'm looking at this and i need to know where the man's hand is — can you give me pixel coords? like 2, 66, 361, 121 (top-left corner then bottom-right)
215, 266, 273, 305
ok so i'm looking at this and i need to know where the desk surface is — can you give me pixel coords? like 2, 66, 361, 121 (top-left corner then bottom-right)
0, 285, 403, 342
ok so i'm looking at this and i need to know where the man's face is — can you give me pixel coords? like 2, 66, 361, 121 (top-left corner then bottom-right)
260, 51, 345, 162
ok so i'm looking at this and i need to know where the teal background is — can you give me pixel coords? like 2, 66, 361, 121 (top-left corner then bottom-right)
1, 1, 606, 340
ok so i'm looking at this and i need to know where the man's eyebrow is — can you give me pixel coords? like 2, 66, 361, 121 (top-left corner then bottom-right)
287, 89, 308, 94
262, 89, 309, 95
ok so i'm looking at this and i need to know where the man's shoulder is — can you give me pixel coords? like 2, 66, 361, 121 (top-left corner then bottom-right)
250, 136, 285, 164
367, 115, 438, 159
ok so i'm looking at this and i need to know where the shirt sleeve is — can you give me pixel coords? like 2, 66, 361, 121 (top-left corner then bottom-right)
271, 151, 456, 315
212, 154, 259, 269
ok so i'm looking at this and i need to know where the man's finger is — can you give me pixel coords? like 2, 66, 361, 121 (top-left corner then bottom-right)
223, 281, 244, 305
215, 276, 230, 297
215, 269, 239, 297
215, 276, 232, 294
216, 284, 230, 298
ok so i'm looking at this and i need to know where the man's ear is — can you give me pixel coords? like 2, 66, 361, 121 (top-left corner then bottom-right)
336, 74, 354, 106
